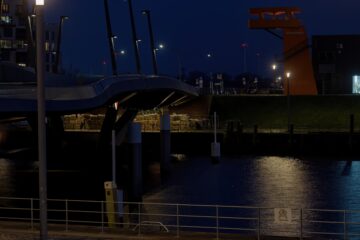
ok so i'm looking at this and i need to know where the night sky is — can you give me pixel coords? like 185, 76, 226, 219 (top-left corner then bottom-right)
44, 0, 360, 78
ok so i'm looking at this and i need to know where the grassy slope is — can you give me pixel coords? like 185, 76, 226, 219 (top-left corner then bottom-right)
211, 95, 360, 130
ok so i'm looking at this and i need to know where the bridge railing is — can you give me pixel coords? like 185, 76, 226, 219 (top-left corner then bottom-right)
0, 196, 359, 239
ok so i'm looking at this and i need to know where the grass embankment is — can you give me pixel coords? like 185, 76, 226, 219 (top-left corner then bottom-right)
211, 95, 360, 131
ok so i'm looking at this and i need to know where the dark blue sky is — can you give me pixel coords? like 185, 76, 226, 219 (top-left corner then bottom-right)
44, 0, 360, 77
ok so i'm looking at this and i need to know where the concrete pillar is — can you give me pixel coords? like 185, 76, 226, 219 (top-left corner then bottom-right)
211, 112, 220, 164
160, 110, 171, 180
128, 122, 142, 202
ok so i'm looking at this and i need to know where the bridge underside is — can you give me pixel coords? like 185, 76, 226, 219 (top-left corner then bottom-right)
0, 63, 198, 118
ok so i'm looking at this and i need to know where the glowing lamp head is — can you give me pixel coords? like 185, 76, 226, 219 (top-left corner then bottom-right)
36, 0, 44, 5
286, 72, 291, 78
159, 44, 164, 49
272, 64, 277, 70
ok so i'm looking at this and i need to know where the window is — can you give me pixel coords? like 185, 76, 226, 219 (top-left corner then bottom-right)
15, 5, 24, 15
1, 16, 12, 24
1, 50, 10, 61
16, 52, 27, 64
0, 40, 12, 48
45, 42, 50, 51
15, 28, 26, 40
14, 40, 26, 49
1, 4, 10, 14
3, 27, 13, 38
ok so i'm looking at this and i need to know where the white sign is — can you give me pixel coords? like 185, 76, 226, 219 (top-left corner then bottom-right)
274, 208, 292, 224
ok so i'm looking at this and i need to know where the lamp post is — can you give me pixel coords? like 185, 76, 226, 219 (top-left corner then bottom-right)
286, 71, 291, 133
272, 64, 277, 89
241, 43, 248, 73
35, 0, 47, 239
54, 15, 68, 73
127, 0, 142, 74
141, 9, 158, 75
104, 0, 118, 75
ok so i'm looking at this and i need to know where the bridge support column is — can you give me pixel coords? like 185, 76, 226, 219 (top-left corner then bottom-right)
128, 122, 142, 202
160, 109, 171, 181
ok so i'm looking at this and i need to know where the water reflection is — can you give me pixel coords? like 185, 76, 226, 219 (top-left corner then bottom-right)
253, 156, 312, 208
144, 155, 360, 211
0, 158, 15, 197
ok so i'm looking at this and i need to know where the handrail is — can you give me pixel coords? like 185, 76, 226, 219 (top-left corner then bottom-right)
0, 196, 359, 239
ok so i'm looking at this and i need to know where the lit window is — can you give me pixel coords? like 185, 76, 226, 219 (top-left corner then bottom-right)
1, 16, 12, 24
45, 42, 49, 51
353, 75, 360, 94
0, 40, 12, 49
1, 4, 10, 14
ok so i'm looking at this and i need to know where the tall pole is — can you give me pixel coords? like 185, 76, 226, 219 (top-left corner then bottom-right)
0, 0, 3, 61
112, 130, 116, 185
127, 0, 142, 74
104, 0, 118, 75
35, 1, 48, 239
54, 16, 68, 73
241, 43, 248, 73
142, 10, 158, 75
286, 72, 291, 133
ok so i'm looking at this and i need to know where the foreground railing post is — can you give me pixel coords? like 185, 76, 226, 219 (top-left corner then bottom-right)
176, 204, 180, 237
257, 208, 261, 240
101, 201, 104, 232
216, 205, 219, 240
138, 202, 141, 235
30, 198, 34, 230
65, 199, 68, 232
344, 210, 347, 240
300, 208, 303, 240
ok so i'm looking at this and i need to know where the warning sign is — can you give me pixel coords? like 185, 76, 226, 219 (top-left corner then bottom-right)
274, 208, 292, 224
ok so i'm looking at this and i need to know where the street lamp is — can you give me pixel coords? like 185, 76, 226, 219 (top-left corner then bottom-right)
127, 0, 142, 74
104, 0, 118, 75
272, 64, 277, 89
35, 1, 47, 239
142, 9, 158, 75
241, 43, 248, 73
286, 71, 291, 133
54, 15, 69, 73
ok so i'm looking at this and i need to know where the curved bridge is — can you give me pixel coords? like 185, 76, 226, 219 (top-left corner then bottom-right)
0, 63, 198, 116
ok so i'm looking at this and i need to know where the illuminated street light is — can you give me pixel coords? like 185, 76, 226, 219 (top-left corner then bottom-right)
142, 9, 159, 75
272, 64, 277, 89
127, 0, 142, 74
35, 1, 47, 239
55, 15, 69, 73
104, 0, 118, 75
286, 71, 291, 133
286, 71, 291, 79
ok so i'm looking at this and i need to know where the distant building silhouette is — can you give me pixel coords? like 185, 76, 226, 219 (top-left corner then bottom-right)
313, 35, 360, 94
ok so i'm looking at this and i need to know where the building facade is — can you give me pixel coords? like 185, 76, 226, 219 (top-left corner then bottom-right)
312, 35, 360, 94
0, 0, 30, 66
0, 0, 59, 72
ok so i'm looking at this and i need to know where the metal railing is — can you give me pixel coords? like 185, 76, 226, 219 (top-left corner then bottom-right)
0, 197, 359, 239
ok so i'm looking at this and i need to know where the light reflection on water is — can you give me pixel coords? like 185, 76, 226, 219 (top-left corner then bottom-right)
0, 155, 360, 211
0, 158, 15, 197
144, 155, 360, 211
